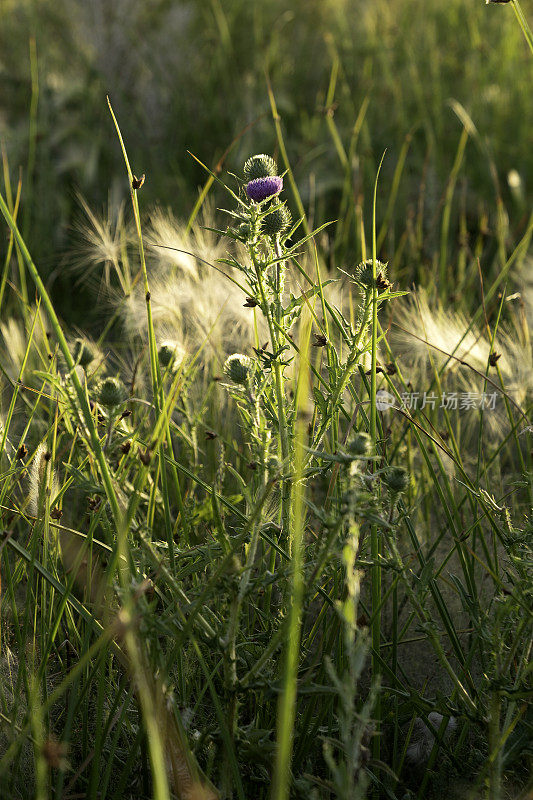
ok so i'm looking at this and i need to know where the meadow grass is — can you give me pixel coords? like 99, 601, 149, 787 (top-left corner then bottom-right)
0, 1, 532, 799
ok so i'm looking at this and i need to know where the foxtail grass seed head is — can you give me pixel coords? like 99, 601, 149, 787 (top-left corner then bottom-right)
29, 442, 58, 517
383, 466, 409, 494
72, 338, 96, 368
348, 432, 372, 456
243, 154, 277, 181
245, 176, 283, 203
392, 287, 533, 417
96, 376, 127, 408
224, 353, 253, 385
261, 204, 292, 237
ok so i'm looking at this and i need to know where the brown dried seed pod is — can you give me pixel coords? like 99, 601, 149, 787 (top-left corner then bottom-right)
16, 444, 28, 460
139, 449, 151, 466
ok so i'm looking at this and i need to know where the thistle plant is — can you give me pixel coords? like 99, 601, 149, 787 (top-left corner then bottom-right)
205, 152, 405, 796
223, 353, 254, 386
158, 342, 178, 370
218, 156, 402, 542
72, 337, 97, 368
95, 376, 127, 409
382, 465, 409, 496
95, 376, 127, 450
221, 156, 296, 540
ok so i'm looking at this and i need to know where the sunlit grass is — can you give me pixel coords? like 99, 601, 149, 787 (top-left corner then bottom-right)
0, 1, 532, 798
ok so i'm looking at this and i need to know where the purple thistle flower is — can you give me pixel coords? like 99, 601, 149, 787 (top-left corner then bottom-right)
245, 176, 283, 202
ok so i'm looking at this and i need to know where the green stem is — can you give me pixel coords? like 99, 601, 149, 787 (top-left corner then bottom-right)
488, 691, 502, 800
23, 36, 38, 254
104, 411, 115, 452
107, 98, 185, 559
249, 229, 291, 541
272, 319, 310, 800
512, 0, 533, 54
439, 127, 469, 298
370, 154, 386, 765
310, 287, 372, 452
222, 520, 261, 797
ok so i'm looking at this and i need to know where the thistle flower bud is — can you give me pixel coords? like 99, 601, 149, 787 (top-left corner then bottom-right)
243, 154, 278, 181
348, 432, 372, 456
96, 377, 127, 408
382, 466, 409, 494
237, 222, 252, 240
158, 342, 178, 369
267, 456, 281, 475
262, 204, 292, 237
72, 338, 97, 368
246, 176, 283, 203
223, 354, 253, 385
353, 259, 388, 289
228, 554, 243, 575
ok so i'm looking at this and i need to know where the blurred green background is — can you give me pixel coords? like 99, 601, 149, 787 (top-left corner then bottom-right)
0, 0, 531, 323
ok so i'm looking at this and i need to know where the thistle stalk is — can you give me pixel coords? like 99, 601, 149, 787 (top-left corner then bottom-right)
370, 154, 386, 765
273, 237, 292, 543
104, 412, 115, 452
310, 287, 372, 452
248, 222, 291, 541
